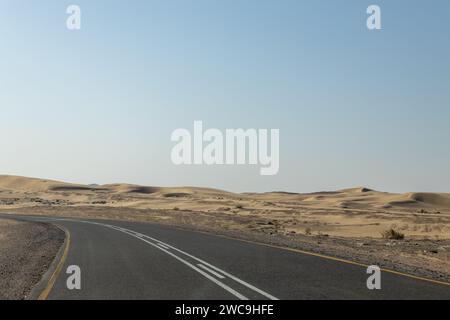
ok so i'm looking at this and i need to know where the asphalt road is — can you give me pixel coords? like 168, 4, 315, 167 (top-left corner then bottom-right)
2, 214, 449, 300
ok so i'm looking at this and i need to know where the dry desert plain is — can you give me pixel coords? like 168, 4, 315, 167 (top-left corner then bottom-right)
0, 175, 449, 282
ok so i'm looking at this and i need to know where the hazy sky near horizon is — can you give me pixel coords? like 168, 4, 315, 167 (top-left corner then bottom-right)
1, 1, 449, 193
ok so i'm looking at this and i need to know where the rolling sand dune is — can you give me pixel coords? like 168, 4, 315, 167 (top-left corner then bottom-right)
101, 184, 160, 194
0, 175, 92, 193
390, 192, 450, 208
1, 175, 449, 239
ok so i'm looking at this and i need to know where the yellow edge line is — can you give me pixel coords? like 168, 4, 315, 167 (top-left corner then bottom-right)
191, 229, 450, 287
38, 225, 71, 300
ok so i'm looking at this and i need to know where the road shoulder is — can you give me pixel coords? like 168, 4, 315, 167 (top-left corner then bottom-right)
0, 218, 65, 300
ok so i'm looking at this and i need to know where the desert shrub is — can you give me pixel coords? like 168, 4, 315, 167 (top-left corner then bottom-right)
381, 228, 405, 240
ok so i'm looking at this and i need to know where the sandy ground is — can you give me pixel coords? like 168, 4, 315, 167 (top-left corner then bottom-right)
0, 175, 449, 282
0, 217, 64, 299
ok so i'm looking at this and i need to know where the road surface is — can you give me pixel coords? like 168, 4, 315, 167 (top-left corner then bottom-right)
1, 213, 449, 300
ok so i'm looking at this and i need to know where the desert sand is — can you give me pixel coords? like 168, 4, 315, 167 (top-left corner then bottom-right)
1, 175, 449, 281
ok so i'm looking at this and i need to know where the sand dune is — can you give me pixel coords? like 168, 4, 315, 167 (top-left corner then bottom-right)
1, 175, 449, 209
407, 192, 450, 207
385, 193, 450, 209
101, 184, 161, 194
0, 175, 85, 193
0, 175, 449, 241
1, 175, 449, 211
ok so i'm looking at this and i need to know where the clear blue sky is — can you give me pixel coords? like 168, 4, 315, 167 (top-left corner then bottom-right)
1, 1, 449, 192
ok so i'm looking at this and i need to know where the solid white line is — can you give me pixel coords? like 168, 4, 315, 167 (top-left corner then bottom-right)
36, 217, 278, 300
197, 264, 226, 279
133, 232, 146, 238
197, 262, 279, 300
135, 231, 279, 300
156, 243, 170, 250
119, 226, 279, 300
117, 229, 248, 300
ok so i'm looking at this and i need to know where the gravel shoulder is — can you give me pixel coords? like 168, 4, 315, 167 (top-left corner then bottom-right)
0, 218, 65, 300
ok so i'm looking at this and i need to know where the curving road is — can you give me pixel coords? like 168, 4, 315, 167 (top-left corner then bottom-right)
2, 213, 449, 300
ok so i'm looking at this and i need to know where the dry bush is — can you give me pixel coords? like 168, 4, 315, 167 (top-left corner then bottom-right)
381, 228, 405, 240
